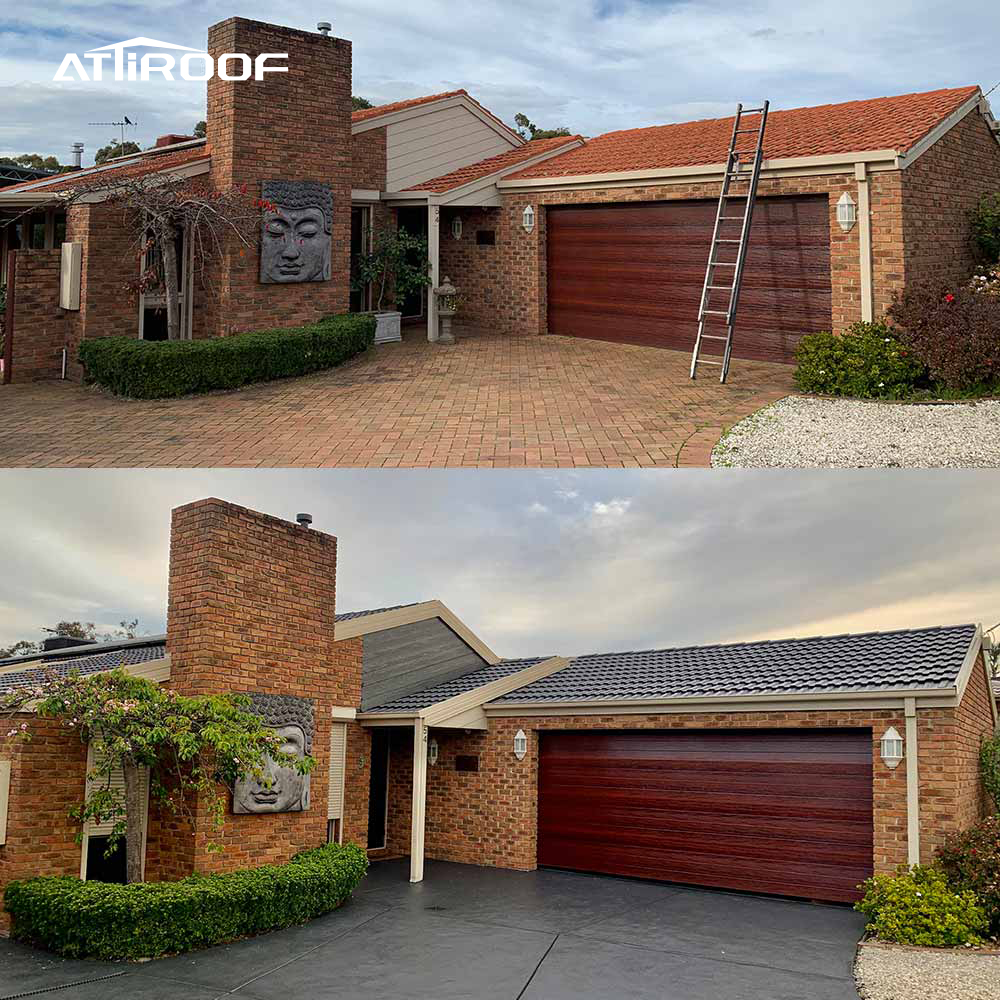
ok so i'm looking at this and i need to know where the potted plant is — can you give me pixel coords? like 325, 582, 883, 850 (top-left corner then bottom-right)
352, 227, 432, 344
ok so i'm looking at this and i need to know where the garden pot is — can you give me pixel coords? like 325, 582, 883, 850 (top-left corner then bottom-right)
374, 311, 402, 344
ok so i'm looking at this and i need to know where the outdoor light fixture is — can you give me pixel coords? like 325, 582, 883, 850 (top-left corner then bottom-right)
880, 727, 904, 768
521, 205, 535, 233
836, 191, 857, 232
513, 729, 528, 760
451, 216, 463, 240
428, 738, 439, 766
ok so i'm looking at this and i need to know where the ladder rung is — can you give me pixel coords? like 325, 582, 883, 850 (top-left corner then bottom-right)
694, 360, 724, 366
741, 106, 766, 113
712, 261, 738, 266
700, 335, 730, 341
703, 310, 730, 316
715, 239, 741, 243
735, 128, 760, 134
707, 285, 733, 290
719, 216, 745, 221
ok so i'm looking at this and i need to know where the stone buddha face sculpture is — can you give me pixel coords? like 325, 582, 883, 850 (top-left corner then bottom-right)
260, 181, 332, 284
233, 693, 314, 814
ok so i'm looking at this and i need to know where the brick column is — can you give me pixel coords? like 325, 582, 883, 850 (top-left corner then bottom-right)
162, 498, 362, 872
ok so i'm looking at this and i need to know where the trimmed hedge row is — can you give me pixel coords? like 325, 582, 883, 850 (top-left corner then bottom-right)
78, 313, 376, 399
4, 841, 368, 960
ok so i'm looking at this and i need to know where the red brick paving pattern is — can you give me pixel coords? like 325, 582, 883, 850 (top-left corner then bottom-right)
0, 329, 793, 468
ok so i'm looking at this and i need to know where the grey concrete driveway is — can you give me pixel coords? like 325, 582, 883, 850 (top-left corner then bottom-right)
0, 859, 863, 999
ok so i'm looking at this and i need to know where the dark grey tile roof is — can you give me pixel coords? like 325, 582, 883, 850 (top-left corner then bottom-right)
490, 624, 978, 704
0, 640, 168, 691
335, 603, 421, 622
367, 657, 547, 713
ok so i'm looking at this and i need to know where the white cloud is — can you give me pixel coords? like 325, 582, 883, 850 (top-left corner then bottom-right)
525, 501, 550, 515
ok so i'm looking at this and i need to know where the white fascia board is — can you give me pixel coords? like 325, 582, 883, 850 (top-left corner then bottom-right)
352, 94, 525, 149
484, 683, 963, 717
351, 189, 381, 202
497, 148, 901, 193
898, 94, 992, 168
435, 139, 586, 207
381, 192, 432, 204
954, 625, 984, 704
421, 656, 571, 728
335, 600, 500, 664
330, 706, 358, 721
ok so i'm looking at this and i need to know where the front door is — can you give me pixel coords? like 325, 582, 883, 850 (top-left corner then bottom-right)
395, 206, 427, 320
367, 729, 390, 850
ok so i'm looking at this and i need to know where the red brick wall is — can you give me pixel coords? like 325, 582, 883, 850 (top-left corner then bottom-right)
203, 18, 352, 336
439, 208, 501, 329
7, 250, 67, 382
493, 172, 905, 340
901, 110, 1000, 289
352, 129, 386, 191
410, 700, 992, 878
165, 497, 360, 873
0, 719, 87, 933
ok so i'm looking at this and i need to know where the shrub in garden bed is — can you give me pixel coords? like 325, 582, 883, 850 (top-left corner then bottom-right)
888, 279, 1000, 392
794, 321, 927, 399
3, 841, 368, 960
938, 814, 1000, 933
78, 312, 376, 399
855, 864, 988, 947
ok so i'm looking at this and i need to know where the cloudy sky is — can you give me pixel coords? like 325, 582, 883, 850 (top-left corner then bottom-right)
1, 469, 997, 659
1, 0, 998, 164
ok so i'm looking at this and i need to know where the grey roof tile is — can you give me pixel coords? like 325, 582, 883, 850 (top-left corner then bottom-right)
491, 624, 977, 704
367, 657, 546, 713
0, 641, 168, 691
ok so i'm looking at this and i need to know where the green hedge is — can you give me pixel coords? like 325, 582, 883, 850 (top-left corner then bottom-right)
4, 842, 368, 960
78, 313, 376, 399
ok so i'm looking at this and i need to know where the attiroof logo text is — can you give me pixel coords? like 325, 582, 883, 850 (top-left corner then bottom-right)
54, 37, 288, 82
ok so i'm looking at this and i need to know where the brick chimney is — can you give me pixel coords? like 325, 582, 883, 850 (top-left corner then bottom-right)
204, 18, 352, 334
162, 498, 362, 872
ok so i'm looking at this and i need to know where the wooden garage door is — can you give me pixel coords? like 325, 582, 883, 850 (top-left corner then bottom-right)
538, 728, 872, 903
546, 198, 831, 364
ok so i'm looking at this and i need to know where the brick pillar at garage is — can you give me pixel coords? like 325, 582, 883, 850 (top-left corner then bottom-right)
204, 18, 352, 336
160, 498, 362, 873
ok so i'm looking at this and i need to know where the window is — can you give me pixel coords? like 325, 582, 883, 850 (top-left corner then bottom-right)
327, 818, 341, 844
53, 212, 67, 246
29, 212, 47, 250
475, 230, 496, 247
349, 206, 372, 312
327, 721, 347, 843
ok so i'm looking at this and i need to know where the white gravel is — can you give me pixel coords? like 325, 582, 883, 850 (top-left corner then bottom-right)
712, 395, 1000, 468
856, 942, 1000, 1000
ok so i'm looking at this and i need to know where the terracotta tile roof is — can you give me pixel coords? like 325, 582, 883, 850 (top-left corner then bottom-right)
351, 89, 468, 123
404, 136, 583, 192
508, 86, 982, 181
0, 144, 210, 200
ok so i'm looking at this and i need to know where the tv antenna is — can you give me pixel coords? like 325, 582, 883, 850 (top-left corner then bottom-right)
87, 116, 138, 154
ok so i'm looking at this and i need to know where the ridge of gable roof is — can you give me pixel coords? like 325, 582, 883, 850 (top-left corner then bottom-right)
506, 86, 983, 181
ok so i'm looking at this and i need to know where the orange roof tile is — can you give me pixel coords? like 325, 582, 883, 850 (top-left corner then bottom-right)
508, 86, 982, 181
405, 135, 583, 192
352, 90, 468, 123
0, 145, 210, 199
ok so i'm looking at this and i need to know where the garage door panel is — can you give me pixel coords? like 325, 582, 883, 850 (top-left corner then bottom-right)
546, 197, 832, 363
538, 728, 873, 902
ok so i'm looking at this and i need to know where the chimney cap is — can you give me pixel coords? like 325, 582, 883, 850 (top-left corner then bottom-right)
317, 21, 331, 35
296, 512, 313, 527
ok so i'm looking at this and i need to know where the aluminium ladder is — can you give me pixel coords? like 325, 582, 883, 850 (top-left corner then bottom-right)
689, 100, 769, 383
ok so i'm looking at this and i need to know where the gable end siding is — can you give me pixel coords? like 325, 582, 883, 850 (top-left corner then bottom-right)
360, 618, 489, 711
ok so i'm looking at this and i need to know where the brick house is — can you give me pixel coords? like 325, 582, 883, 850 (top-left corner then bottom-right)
2, 17, 998, 382
0, 498, 996, 928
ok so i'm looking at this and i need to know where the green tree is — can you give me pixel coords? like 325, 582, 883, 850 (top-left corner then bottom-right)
0, 153, 63, 171
35, 670, 314, 883
193, 120, 207, 138
352, 96, 374, 111
94, 141, 141, 165
514, 112, 571, 141
352, 227, 431, 311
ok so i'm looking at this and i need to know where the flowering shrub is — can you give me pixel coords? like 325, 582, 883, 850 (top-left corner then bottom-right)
855, 864, 988, 947
794, 321, 926, 398
889, 280, 1000, 391
938, 815, 1000, 932
970, 263, 1000, 297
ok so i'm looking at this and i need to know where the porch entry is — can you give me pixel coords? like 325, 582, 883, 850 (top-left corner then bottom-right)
139, 224, 193, 341
367, 728, 390, 850
395, 206, 427, 320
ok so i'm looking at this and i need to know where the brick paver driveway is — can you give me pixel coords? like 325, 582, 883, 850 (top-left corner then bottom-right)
0, 860, 863, 999
0, 328, 793, 468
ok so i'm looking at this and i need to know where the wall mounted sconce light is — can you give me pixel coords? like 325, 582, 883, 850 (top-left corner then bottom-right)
428, 738, 439, 766
451, 216, 463, 240
513, 729, 528, 760
880, 727, 903, 768
521, 205, 535, 233
837, 191, 857, 232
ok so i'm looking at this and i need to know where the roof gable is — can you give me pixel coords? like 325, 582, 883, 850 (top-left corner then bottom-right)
508, 86, 982, 181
